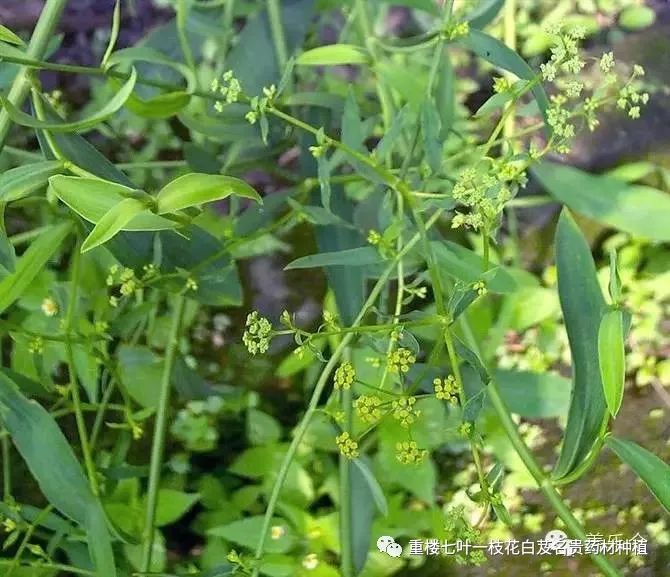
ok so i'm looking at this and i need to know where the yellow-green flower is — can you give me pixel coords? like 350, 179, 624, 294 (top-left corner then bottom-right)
334, 361, 355, 390
336, 432, 359, 459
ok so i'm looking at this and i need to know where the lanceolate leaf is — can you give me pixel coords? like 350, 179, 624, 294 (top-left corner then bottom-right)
598, 309, 626, 417
285, 246, 382, 270
605, 436, 670, 514
533, 161, 670, 242
0, 161, 65, 203
0, 372, 116, 576
155, 173, 261, 214
458, 30, 551, 133
49, 175, 177, 231
81, 198, 147, 253
467, 0, 505, 29
0, 24, 25, 46
1, 69, 137, 132
0, 222, 71, 315
296, 44, 370, 66
553, 210, 608, 480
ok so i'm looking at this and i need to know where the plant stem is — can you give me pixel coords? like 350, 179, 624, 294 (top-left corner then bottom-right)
141, 294, 186, 572
267, 0, 289, 72
64, 240, 100, 496
2, 435, 10, 500
252, 210, 444, 577
339, 357, 354, 577
487, 383, 622, 577
0, 0, 69, 153
177, 0, 197, 73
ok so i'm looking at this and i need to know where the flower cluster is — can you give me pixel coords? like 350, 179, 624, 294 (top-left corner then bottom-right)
354, 395, 383, 423
444, 505, 486, 565
540, 24, 586, 82
336, 432, 359, 459
617, 67, 649, 119
41, 296, 58, 317
434, 375, 459, 404
243, 311, 273, 355
444, 21, 469, 41
395, 440, 428, 465
387, 347, 416, 373
391, 396, 420, 428
246, 84, 276, 124
451, 164, 520, 232
334, 361, 355, 390
211, 70, 242, 112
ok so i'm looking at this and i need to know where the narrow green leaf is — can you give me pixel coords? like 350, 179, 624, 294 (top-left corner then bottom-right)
0, 222, 71, 315
81, 198, 147, 253
285, 247, 382, 270
378, 0, 440, 14
553, 210, 608, 480
458, 30, 551, 133
296, 44, 370, 66
0, 227, 16, 274
49, 175, 177, 231
0, 24, 25, 46
102, 0, 121, 67
156, 173, 261, 214
421, 98, 442, 173
598, 310, 625, 418
1, 69, 137, 132
0, 372, 116, 576
467, 0, 505, 29
605, 436, 670, 514
533, 161, 670, 242
106, 46, 195, 119
475, 91, 514, 117
0, 161, 65, 203
352, 458, 388, 516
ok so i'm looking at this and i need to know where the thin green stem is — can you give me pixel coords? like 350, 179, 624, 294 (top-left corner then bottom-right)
141, 295, 186, 572
487, 383, 621, 576
251, 210, 445, 577
64, 240, 100, 496
5, 505, 53, 577
0, 0, 69, 152
2, 434, 10, 500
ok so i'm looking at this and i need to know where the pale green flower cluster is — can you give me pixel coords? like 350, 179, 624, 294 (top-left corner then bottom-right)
242, 311, 272, 355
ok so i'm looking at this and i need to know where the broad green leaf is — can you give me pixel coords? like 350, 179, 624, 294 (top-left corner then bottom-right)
493, 370, 571, 419
117, 345, 163, 409
285, 246, 382, 270
49, 175, 176, 231
1, 69, 136, 132
458, 30, 551, 133
156, 173, 261, 214
296, 44, 370, 66
142, 489, 200, 527
553, 210, 608, 480
352, 458, 388, 517
533, 162, 670, 242
208, 516, 294, 554
81, 198, 147, 252
0, 24, 25, 46
247, 409, 281, 446
598, 309, 625, 417
0, 161, 65, 203
0, 222, 71, 315
0, 372, 116, 576
432, 241, 518, 293
605, 436, 670, 513
467, 0, 505, 29
619, 6, 656, 30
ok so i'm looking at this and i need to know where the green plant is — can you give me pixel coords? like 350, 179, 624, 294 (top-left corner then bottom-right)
0, 1, 668, 577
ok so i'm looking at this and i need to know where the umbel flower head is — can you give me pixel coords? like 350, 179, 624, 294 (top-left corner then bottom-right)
334, 361, 355, 390
243, 311, 272, 355
336, 432, 359, 459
